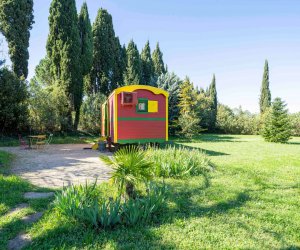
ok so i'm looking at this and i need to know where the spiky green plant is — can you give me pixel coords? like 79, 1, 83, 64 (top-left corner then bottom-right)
100, 146, 153, 198
146, 145, 213, 178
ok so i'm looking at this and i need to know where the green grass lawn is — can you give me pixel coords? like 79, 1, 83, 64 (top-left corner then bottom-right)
0, 151, 54, 249
1, 135, 300, 249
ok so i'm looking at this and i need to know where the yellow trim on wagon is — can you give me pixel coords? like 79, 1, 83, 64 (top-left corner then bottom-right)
109, 85, 169, 98
114, 94, 118, 143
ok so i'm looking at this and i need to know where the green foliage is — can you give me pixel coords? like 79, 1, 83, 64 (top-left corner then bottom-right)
146, 146, 213, 178
91, 9, 119, 95
152, 42, 165, 79
157, 72, 182, 135
28, 78, 69, 132
122, 182, 166, 226
0, 67, 28, 132
140, 40, 154, 85
262, 97, 291, 143
78, 2, 93, 77
54, 182, 166, 229
124, 40, 142, 85
100, 146, 153, 198
290, 112, 300, 136
47, 0, 82, 130
178, 77, 201, 137
79, 92, 106, 134
113, 37, 126, 88
259, 60, 271, 114
216, 104, 260, 135
0, 0, 34, 78
77, 2, 93, 128
208, 74, 217, 130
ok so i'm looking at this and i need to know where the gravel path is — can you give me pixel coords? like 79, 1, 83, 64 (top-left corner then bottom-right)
1, 144, 111, 188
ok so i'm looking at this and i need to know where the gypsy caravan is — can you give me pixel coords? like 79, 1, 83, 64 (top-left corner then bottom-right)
101, 85, 169, 145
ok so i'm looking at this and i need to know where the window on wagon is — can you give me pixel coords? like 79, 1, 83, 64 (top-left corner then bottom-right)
137, 98, 148, 113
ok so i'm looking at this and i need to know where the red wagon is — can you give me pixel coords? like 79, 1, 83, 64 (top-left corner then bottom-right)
101, 85, 169, 144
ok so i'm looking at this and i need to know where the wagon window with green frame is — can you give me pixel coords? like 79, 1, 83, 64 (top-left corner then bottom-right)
136, 98, 148, 113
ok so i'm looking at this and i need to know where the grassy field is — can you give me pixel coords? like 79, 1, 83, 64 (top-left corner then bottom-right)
0, 151, 54, 249
1, 134, 300, 249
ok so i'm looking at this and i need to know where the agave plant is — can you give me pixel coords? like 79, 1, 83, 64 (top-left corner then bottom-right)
100, 145, 153, 198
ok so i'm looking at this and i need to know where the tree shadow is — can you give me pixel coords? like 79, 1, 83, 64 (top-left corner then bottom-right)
166, 142, 229, 157
173, 134, 243, 143
287, 141, 300, 145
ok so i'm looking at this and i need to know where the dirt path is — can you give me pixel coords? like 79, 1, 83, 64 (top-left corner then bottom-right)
1, 144, 111, 188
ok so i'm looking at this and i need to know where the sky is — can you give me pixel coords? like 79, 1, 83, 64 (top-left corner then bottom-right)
2, 0, 300, 113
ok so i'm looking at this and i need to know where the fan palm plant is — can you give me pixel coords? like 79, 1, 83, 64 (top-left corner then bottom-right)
100, 145, 153, 198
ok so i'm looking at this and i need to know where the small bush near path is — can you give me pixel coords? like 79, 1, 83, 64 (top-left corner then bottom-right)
54, 181, 167, 229
146, 145, 213, 178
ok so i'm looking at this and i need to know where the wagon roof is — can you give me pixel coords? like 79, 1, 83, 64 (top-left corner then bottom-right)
108, 85, 169, 99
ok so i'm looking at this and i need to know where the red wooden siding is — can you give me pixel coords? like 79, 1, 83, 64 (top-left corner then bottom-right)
116, 89, 166, 142
118, 120, 166, 140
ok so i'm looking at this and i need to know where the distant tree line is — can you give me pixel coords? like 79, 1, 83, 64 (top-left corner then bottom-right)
0, 0, 298, 143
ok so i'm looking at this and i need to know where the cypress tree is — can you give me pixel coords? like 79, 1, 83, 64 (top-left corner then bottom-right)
152, 42, 165, 78
76, 2, 93, 128
0, 0, 34, 78
141, 40, 154, 85
78, 2, 93, 77
124, 39, 142, 85
262, 97, 291, 143
113, 37, 126, 88
209, 74, 218, 130
47, 0, 81, 130
91, 8, 117, 95
259, 60, 271, 113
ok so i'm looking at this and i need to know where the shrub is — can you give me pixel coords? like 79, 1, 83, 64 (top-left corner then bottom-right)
0, 67, 28, 132
262, 97, 291, 143
100, 146, 153, 198
79, 92, 106, 134
216, 104, 260, 135
290, 112, 300, 136
54, 182, 166, 229
146, 146, 213, 178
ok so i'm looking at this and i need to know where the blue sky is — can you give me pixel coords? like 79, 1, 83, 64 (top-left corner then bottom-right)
3, 0, 300, 113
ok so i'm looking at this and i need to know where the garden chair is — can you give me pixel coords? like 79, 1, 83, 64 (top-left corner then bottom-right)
18, 134, 30, 150
36, 134, 53, 149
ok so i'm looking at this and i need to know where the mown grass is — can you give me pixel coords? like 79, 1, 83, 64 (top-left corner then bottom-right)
23, 134, 300, 249
0, 151, 54, 249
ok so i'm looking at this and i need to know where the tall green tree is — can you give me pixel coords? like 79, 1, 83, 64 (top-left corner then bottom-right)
0, 0, 34, 78
78, 2, 93, 77
113, 37, 126, 88
262, 97, 291, 143
208, 74, 217, 130
0, 67, 28, 132
91, 9, 117, 95
152, 42, 165, 79
47, 0, 82, 130
157, 72, 182, 135
124, 39, 142, 85
178, 77, 201, 137
259, 60, 271, 114
141, 40, 154, 85
76, 2, 93, 128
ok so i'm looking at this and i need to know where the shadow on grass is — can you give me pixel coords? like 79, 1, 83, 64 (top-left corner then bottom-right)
168, 142, 229, 157
287, 141, 300, 145
173, 134, 243, 143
